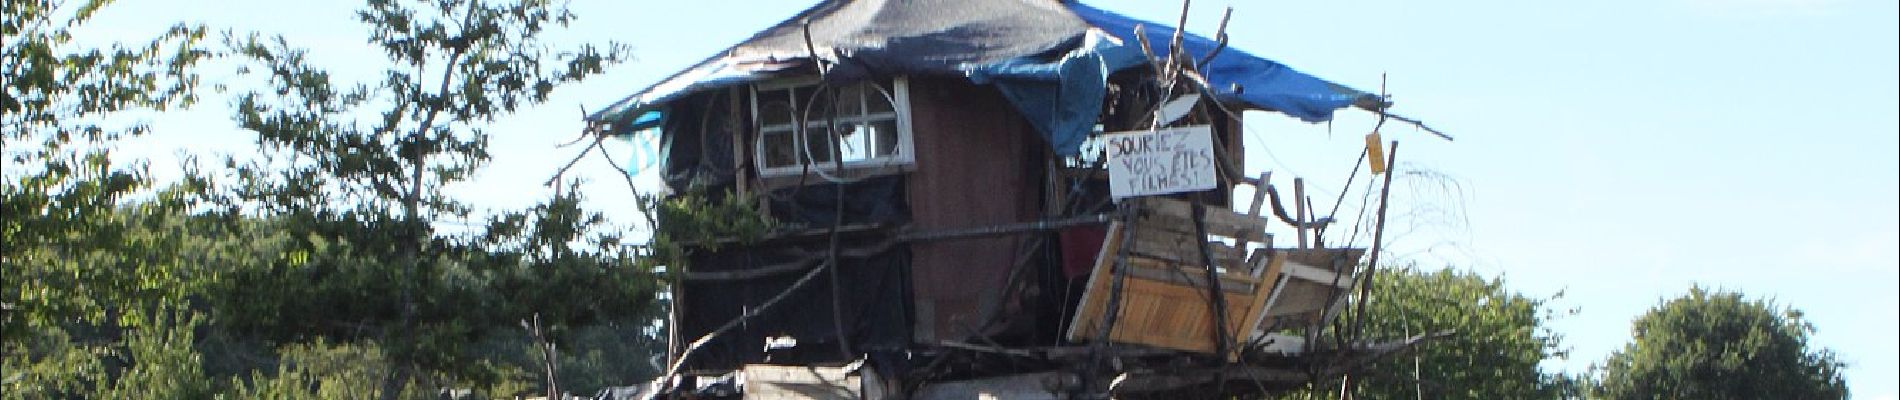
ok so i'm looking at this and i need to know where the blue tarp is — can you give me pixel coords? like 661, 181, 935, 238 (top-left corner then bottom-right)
590, 0, 1381, 156
964, 31, 1147, 156
964, 4, 1379, 155
1068, 3, 1377, 124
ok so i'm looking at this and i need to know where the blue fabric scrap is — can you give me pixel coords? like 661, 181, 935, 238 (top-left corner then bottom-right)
1068, 2, 1374, 122
964, 31, 1146, 156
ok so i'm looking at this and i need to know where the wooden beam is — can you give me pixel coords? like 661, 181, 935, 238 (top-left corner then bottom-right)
899, 214, 1111, 242
1248, 274, 1291, 338
1065, 221, 1125, 342
1293, 178, 1308, 249
1121, 258, 1255, 294
1136, 197, 1270, 234
1280, 261, 1354, 289
1233, 250, 1285, 360
1124, 230, 1245, 268
1237, 171, 1271, 276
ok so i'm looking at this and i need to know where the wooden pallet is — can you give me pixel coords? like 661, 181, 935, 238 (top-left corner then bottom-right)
1065, 198, 1283, 358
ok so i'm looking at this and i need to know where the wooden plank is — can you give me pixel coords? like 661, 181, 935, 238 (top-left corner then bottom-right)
729, 87, 751, 201
1134, 209, 1268, 240
1248, 274, 1291, 338
1123, 231, 1245, 268
1280, 261, 1354, 289
1121, 258, 1254, 294
1293, 178, 1308, 249
1064, 221, 1123, 342
1255, 248, 1365, 326
914, 372, 1068, 400
742, 364, 860, 400
1262, 282, 1334, 318
1067, 222, 1298, 356
1127, 255, 1253, 282
1234, 250, 1284, 359
1282, 248, 1366, 272
1234, 172, 1271, 276
1096, 268, 1263, 354
1112, 278, 1249, 353
1137, 197, 1270, 235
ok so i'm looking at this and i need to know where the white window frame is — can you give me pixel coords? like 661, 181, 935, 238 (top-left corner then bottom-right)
751, 77, 914, 178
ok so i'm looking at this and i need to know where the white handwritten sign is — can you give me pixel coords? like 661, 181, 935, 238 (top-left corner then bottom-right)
1104, 125, 1217, 199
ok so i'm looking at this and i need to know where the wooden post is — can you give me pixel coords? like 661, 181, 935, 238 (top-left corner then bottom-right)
728, 87, 750, 200
1241, 171, 1270, 277
1190, 200, 1234, 361
1350, 141, 1400, 340
1293, 178, 1307, 249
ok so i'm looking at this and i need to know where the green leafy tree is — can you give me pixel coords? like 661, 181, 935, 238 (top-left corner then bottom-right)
6, 1, 662, 396
1594, 286, 1848, 400
2, 1, 223, 397
1290, 265, 1577, 400
3, 0, 208, 338
216, 0, 648, 397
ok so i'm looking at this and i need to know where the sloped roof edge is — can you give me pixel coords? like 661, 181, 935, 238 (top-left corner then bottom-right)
588, 0, 1380, 129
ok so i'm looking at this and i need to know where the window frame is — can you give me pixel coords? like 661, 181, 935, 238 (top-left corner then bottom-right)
750, 77, 914, 178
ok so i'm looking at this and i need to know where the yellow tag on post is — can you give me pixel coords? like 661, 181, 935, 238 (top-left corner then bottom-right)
1366, 132, 1386, 175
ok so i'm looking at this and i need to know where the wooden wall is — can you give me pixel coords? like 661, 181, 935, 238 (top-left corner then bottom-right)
903, 77, 1044, 343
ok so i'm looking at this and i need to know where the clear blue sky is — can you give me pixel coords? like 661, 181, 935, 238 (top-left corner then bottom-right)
86, 0, 1896, 397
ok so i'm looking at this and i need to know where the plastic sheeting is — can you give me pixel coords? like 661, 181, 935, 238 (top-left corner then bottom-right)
678, 243, 912, 371
1067, 3, 1381, 123
963, 30, 1146, 156
590, 0, 1380, 155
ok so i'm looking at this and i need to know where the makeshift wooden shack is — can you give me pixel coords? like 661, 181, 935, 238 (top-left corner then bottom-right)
582, 1, 1435, 398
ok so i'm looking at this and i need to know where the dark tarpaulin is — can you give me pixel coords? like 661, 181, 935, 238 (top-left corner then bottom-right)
678, 244, 912, 371
725, 0, 1089, 77
658, 91, 737, 192
766, 175, 910, 227
589, 0, 1089, 122
590, 0, 1383, 156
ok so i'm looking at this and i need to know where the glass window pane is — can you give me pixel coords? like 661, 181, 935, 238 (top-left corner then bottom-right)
802, 126, 834, 164
870, 119, 900, 157
836, 83, 865, 116
839, 123, 870, 162
757, 79, 908, 174
762, 130, 797, 168
758, 88, 793, 127
866, 82, 894, 114
796, 87, 830, 122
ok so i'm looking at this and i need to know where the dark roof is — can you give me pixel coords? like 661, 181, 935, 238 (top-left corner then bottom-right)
590, 0, 1378, 129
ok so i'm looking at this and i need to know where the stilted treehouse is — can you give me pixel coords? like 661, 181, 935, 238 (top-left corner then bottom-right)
585, 0, 1436, 397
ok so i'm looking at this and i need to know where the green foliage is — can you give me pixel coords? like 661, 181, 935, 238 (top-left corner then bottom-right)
4, 310, 221, 399
96, 311, 222, 399
234, 339, 428, 400
463, 320, 665, 398
2, 323, 112, 399
3, 0, 209, 339
214, 0, 650, 396
3, 0, 207, 144
637, 190, 777, 274
196, 188, 663, 392
1594, 286, 1848, 400
3, 2, 221, 397
552, 322, 665, 395
1290, 265, 1576, 400
645, 191, 777, 246
5, 0, 662, 398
